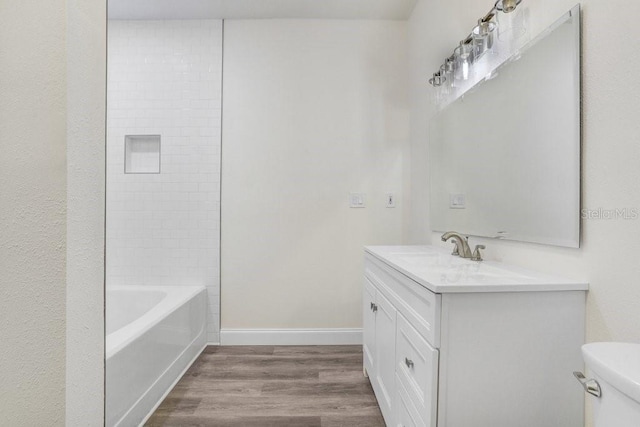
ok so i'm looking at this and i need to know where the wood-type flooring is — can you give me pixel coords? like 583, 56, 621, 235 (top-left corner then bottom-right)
146, 345, 385, 426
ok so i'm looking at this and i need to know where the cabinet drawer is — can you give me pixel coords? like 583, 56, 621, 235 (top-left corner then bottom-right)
365, 254, 441, 347
396, 313, 438, 426
396, 374, 426, 427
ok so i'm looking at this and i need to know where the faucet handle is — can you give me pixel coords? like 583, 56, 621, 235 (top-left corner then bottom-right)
471, 244, 486, 261
450, 242, 460, 256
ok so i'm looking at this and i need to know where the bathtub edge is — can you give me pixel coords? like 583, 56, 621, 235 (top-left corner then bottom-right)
138, 341, 207, 427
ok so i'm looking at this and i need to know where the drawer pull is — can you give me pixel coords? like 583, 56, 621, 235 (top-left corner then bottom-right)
574, 371, 601, 397
405, 357, 414, 369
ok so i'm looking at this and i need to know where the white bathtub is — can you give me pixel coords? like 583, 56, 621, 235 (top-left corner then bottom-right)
106, 286, 207, 427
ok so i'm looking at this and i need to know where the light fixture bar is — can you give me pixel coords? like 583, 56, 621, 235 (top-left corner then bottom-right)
428, 0, 523, 88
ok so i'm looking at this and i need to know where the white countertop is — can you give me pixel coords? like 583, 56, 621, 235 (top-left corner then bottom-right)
365, 245, 588, 293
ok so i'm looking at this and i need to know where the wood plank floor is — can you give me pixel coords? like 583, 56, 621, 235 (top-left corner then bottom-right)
146, 345, 385, 427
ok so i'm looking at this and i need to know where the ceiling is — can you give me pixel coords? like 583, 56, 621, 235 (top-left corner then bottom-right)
108, 0, 418, 20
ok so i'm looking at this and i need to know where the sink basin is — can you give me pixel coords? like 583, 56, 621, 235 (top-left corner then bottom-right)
391, 253, 531, 283
428, 264, 530, 284
391, 252, 471, 267
390, 252, 439, 261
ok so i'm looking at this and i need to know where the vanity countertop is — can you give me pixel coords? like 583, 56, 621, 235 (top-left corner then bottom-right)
365, 245, 588, 293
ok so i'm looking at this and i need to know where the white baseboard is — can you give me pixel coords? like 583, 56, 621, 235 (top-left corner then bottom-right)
220, 328, 363, 346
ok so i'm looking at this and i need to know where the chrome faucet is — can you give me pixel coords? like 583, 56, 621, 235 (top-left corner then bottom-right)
441, 231, 473, 258
441, 231, 485, 261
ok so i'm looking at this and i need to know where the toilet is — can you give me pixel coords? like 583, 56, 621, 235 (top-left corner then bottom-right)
578, 342, 640, 427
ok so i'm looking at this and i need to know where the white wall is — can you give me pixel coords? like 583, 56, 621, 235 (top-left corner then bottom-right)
1, 1, 106, 425
0, 2, 67, 424
107, 20, 223, 343
221, 20, 409, 333
66, 0, 107, 423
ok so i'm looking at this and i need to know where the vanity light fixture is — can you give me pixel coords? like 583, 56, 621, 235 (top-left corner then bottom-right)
428, 0, 523, 87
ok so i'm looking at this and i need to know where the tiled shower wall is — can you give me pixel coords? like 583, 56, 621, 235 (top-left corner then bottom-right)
107, 20, 222, 343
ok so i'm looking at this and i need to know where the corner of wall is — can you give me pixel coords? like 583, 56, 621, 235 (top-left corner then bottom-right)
65, 0, 107, 424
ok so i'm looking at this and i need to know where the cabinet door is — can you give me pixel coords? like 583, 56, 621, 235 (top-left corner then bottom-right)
396, 313, 438, 426
396, 374, 426, 427
375, 290, 397, 424
363, 278, 377, 376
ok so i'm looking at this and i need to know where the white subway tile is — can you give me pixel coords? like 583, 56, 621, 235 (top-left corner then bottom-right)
107, 20, 222, 339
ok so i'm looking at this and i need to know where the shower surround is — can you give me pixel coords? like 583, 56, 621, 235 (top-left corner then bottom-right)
107, 20, 222, 343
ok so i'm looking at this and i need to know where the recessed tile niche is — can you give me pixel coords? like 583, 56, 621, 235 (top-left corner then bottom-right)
124, 135, 161, 174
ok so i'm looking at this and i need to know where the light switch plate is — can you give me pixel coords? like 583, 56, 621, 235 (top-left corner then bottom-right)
449, 193, 466, 209
349, 193, 366, 208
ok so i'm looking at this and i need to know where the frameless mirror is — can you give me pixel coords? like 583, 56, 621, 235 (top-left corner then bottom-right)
430, 6, 580, 247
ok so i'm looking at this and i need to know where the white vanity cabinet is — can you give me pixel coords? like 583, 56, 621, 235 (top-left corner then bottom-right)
364, 282, 397, 418
363, 246, 588, 427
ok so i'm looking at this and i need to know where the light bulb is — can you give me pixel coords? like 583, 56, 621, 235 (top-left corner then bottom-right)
454, 41, 474, 81
501, 0, 517, 13
473, 19, 496, 56
429, 72, 445, 87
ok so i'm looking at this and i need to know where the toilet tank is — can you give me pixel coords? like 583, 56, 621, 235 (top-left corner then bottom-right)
581, 342, 640, 427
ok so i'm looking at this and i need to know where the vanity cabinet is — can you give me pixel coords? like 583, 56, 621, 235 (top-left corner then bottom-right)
364, 283, 397, 418
363, 246, 588, 427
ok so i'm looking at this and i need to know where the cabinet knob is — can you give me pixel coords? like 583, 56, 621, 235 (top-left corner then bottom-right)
405, 357, 414, 369
372, 303, 378, 313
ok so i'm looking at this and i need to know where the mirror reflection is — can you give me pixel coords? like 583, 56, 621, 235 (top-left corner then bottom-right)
430, 7, 580, 247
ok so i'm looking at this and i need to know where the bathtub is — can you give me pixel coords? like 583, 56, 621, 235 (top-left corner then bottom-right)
106, 286, 207, 427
